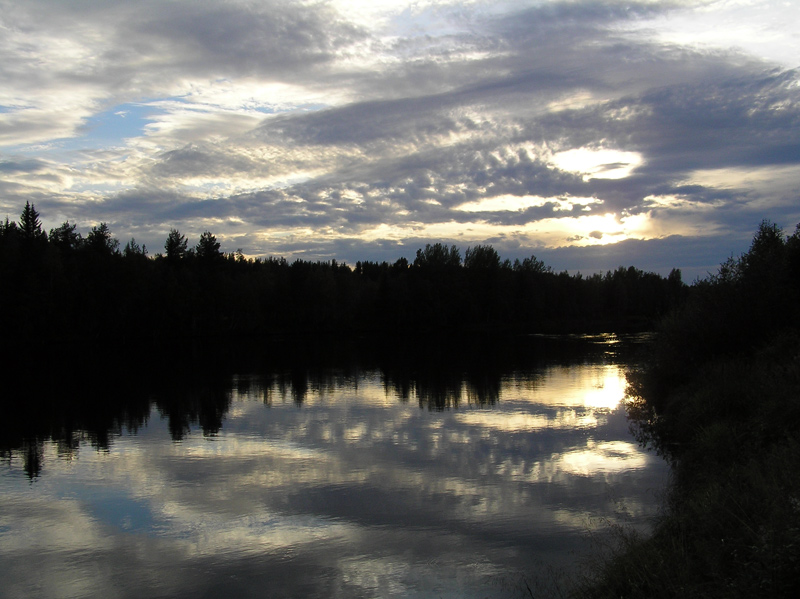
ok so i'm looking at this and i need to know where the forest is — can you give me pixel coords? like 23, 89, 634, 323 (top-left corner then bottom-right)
1, 202, 685, 351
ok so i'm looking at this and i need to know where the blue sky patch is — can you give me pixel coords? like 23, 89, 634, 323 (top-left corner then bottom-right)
78, 102, 156, 143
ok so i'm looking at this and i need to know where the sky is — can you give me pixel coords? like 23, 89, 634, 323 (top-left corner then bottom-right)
1, 0, 799, 280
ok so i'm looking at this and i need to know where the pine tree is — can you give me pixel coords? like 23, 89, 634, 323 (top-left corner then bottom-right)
165, 229, 188, 261
196, 231, 222, 261
49, 221, 83, 252
19, 202, 47, 244
86, 223, 119, 255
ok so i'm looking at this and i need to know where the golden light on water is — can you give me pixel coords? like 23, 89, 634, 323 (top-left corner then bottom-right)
502, 363, 627, 411
582, 366, 627, 411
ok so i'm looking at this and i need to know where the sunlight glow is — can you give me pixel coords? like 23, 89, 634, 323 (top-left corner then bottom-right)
582, 367, 627, 410
683, 164, 800, 197
551, 148, 643, 180
261, 210, 660, 255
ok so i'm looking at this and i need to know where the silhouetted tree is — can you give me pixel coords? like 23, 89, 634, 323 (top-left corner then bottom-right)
19, 202, 47, 244
49, 221, 83, 253
0, 200, 695, 344
0, 217, 20, 257
413, 243, 461, 268
123, 237, 147, 258
195, 231, 222, 261
86, 223, 119, 255
464, 244, 501, 270
787, 223, 800, 292
165, 228, 188, 261
513, 255, 550, 274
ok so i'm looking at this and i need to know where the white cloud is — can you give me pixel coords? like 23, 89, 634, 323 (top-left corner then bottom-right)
623, 0, 800, 69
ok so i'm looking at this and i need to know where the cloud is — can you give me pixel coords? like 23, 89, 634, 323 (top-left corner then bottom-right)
0, 158, 49, 174
1, 1, 799, 275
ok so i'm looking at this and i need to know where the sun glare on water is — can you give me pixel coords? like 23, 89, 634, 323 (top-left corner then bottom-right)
582, 366, 628, 410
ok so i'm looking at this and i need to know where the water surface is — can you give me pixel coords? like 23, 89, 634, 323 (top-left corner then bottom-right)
0, 334, 668, 598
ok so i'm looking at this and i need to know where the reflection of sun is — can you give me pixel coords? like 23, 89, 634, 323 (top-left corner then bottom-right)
583, 367, 626, 410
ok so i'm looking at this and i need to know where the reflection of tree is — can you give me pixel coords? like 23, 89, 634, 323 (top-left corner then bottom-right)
464, 372, 502, 406
153, 373, 232, 441
379, 338, 506, 410
415, 371, 465, 410
21, 440, 43, 479
0, 346, 235, 475
0, 333, 641, 477
291, 370, 311, 404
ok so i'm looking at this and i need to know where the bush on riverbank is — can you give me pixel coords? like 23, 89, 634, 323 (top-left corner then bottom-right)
574, 221, 800, 598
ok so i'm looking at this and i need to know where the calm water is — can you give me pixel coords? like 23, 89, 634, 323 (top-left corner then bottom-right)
0, 334, 668, 599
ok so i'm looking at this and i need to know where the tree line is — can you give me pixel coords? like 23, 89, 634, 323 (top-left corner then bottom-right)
1, 202, 686, 349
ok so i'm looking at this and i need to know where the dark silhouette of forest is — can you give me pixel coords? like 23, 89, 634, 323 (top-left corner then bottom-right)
575, 220, 800, 598
1, 202, 685, 351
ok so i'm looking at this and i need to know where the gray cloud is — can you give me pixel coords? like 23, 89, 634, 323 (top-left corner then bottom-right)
0, 159, 50, 174
120, 1, 365, 79
1, 1, 799, 275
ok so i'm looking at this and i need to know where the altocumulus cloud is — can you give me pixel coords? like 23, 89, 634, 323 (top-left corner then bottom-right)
1, 0, 799, 278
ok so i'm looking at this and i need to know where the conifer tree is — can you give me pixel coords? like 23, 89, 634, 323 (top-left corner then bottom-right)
196, 231, 221, 261
165, 229, 188, 260
86, 223, 119, 255
19, 202, 47, 244
49, 221, 83, 252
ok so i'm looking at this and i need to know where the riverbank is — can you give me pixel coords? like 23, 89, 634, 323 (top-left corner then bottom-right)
572, 221, 800, 598
574, 333, 800, 598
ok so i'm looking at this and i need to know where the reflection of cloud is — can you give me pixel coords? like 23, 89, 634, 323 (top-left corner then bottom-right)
0, 359, 668, 598
582, 369, 627, 410
558, 440, 649, 476
455, 409, 602, 432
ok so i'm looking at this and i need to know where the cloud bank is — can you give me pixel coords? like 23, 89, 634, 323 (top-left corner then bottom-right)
1, 0, 799, 278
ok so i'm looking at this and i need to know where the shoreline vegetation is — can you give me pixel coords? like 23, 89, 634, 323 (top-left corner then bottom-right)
573, 220, 800, 598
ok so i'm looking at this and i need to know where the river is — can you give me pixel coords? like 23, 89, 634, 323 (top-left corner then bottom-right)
0, 333, 668, 598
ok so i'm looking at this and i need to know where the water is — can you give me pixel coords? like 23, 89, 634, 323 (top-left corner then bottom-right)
0, 334, 668, 598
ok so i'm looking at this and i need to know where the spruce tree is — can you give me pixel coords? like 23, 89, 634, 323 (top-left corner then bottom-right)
19, 202, 47, 244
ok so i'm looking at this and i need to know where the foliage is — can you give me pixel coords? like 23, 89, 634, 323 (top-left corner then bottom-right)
413, 242, 461, 268
464, 244, 501, 270
49, 221, 83, 252
124, 237, 147, 258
